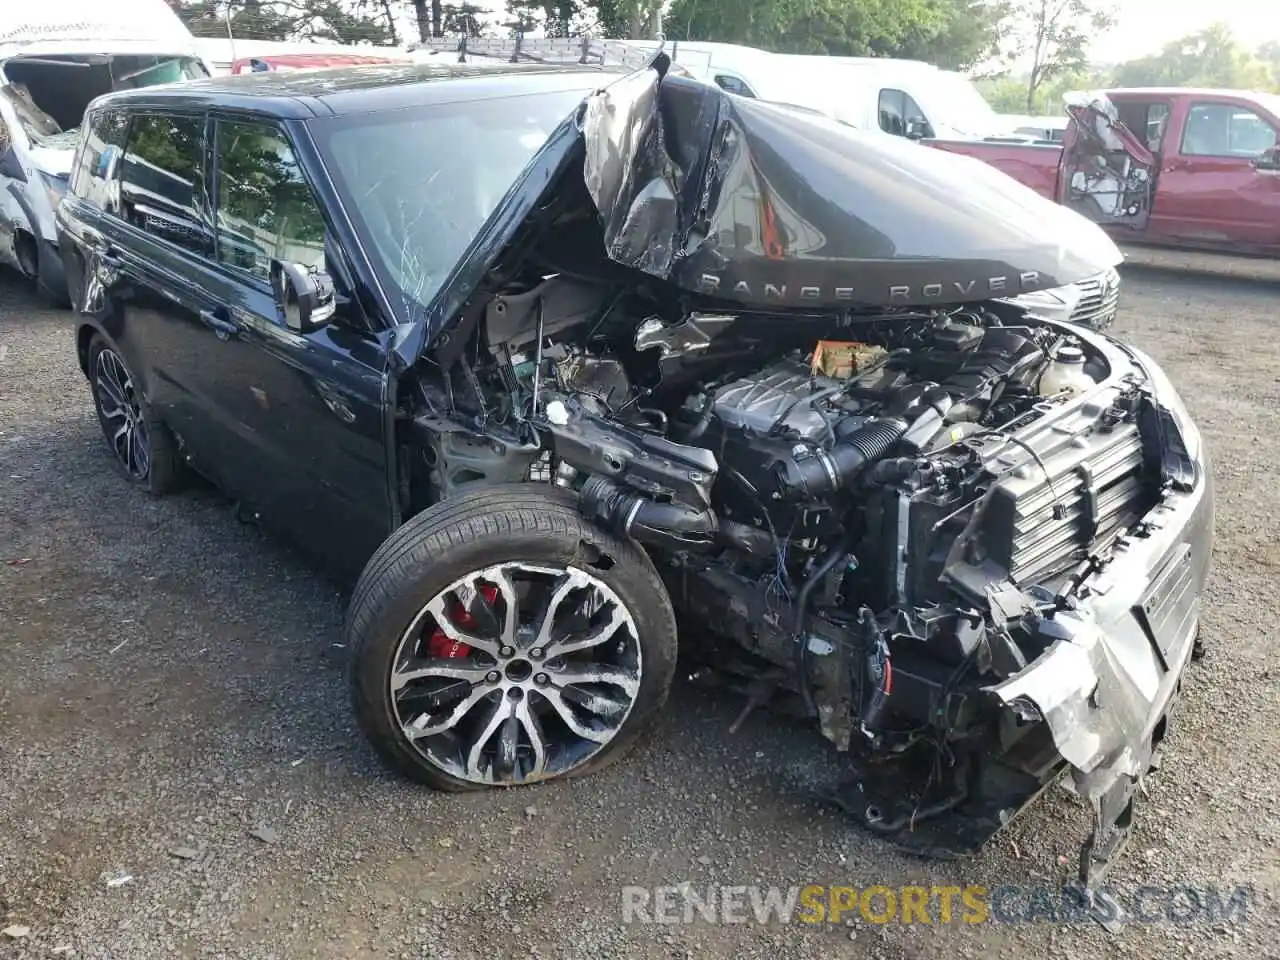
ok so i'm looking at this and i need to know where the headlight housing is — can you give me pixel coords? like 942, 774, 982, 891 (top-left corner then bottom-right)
1004, 281, 1082, 326
1006, 266, 1121, 331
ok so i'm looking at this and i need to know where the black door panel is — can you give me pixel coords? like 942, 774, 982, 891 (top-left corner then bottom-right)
108, 233, 216, 406
67, 106, 396, 570
194, 265, 392, 567
201, 115, 393, 567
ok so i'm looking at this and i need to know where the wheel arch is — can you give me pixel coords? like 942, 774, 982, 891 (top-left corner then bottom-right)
75, 315, 153, 402
75, 321, 97, 376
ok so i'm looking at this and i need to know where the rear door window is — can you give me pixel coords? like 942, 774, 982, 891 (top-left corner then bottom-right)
212, 118, 326, 282
119, 113, 212, 255
70, 109, 129, 214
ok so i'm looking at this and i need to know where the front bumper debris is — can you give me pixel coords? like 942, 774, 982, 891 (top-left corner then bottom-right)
989, 427, 1213, 900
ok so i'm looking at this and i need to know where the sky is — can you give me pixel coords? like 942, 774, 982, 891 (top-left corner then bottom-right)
424, 1, 1280, 63
1092, 1, 1280, 62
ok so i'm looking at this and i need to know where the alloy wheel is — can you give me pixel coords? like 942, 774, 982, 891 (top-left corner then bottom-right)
94, 348, 151, 481
389, 562, 643, 785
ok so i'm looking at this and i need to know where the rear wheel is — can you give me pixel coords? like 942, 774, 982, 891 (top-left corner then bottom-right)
347, 484, 678, 791
87, 335, 182, 494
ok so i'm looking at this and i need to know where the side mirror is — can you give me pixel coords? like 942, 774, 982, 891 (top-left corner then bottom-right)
1254, 145, 1280, 172
905, 118, 929, 140
0, 146, 25, 181
270, 260, 335, 333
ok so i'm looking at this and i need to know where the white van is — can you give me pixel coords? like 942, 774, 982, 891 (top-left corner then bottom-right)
0, 0, 209, 302
791, 62, 1016, 140
719, 55, 1020, 141
649, 44, 1025, 143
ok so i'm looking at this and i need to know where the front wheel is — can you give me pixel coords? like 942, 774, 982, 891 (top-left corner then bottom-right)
347, 484, 678, 791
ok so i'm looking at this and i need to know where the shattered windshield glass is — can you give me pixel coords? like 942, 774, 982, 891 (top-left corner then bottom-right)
311, 87, 591, 319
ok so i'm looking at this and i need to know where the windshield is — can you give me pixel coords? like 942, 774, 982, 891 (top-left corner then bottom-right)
925, 72, 1000, 138
311, 86, 591, 318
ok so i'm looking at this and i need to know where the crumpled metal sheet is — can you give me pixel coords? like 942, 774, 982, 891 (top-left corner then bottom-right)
415, 59, 1124, 359
1063, 91, 1155, 167
580, 60, 1122, 312
985, 461, 1212, 804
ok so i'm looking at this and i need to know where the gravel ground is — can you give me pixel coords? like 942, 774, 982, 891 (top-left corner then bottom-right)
2, 249, 1278, 959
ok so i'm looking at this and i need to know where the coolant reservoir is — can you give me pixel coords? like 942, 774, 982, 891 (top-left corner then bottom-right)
1038, 344, 1095, 397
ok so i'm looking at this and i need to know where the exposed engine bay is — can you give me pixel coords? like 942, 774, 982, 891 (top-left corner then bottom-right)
404, 270, 1167, 864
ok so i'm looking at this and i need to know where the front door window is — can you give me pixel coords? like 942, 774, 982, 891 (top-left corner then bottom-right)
213, 119, 326, 281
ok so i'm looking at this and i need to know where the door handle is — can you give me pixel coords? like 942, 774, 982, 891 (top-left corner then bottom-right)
97, 246, 123, 269
199, 308, 239, 340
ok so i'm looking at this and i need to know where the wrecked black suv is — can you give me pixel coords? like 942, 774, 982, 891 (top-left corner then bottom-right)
58, 59, 1212, 887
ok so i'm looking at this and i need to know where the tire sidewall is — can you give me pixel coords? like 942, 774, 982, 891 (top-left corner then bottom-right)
350, 508, 677, 790
87, 336, 149, 488
87, 335, 179, 495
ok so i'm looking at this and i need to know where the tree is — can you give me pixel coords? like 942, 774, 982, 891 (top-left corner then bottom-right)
663, 0, 999, 62
441, 3, 488, 36
503, 1, 582, 38
591, 0, 662, 39
1001, 0, 1115, 112
1112, 24, 1274, 90
404, 0, 438, 41
1259, 40, 1280, 89
167, 0, 395, 44
976, 66, 1105, 113
893, 0, 1012, 71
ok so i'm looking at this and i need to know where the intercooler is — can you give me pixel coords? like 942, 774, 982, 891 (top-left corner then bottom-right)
979, 421, 1155, 587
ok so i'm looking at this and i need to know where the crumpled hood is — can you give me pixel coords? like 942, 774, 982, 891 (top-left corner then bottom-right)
583, 61, 1120, 309
411, 57, 1121, 360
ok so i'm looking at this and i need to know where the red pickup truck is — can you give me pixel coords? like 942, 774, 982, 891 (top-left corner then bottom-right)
929, 88, 1280, 256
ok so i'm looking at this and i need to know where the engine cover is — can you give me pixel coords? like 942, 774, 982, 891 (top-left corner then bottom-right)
673, 360, 877, 536
700, 359, 870, 441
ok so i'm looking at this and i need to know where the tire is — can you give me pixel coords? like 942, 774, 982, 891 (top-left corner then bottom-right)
38, 267, 71, 309
37, 242, 71, 308
348, 483, 678, 791
87, 335, 183, 495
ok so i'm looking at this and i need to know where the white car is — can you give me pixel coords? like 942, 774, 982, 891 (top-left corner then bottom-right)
0, 0, 209, 302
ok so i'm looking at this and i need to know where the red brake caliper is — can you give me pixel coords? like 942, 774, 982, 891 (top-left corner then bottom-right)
426, 585, 499, 659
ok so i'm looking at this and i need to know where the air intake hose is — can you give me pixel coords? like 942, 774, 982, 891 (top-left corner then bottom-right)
773, 417, 909, 501
580, 475, 719, 551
